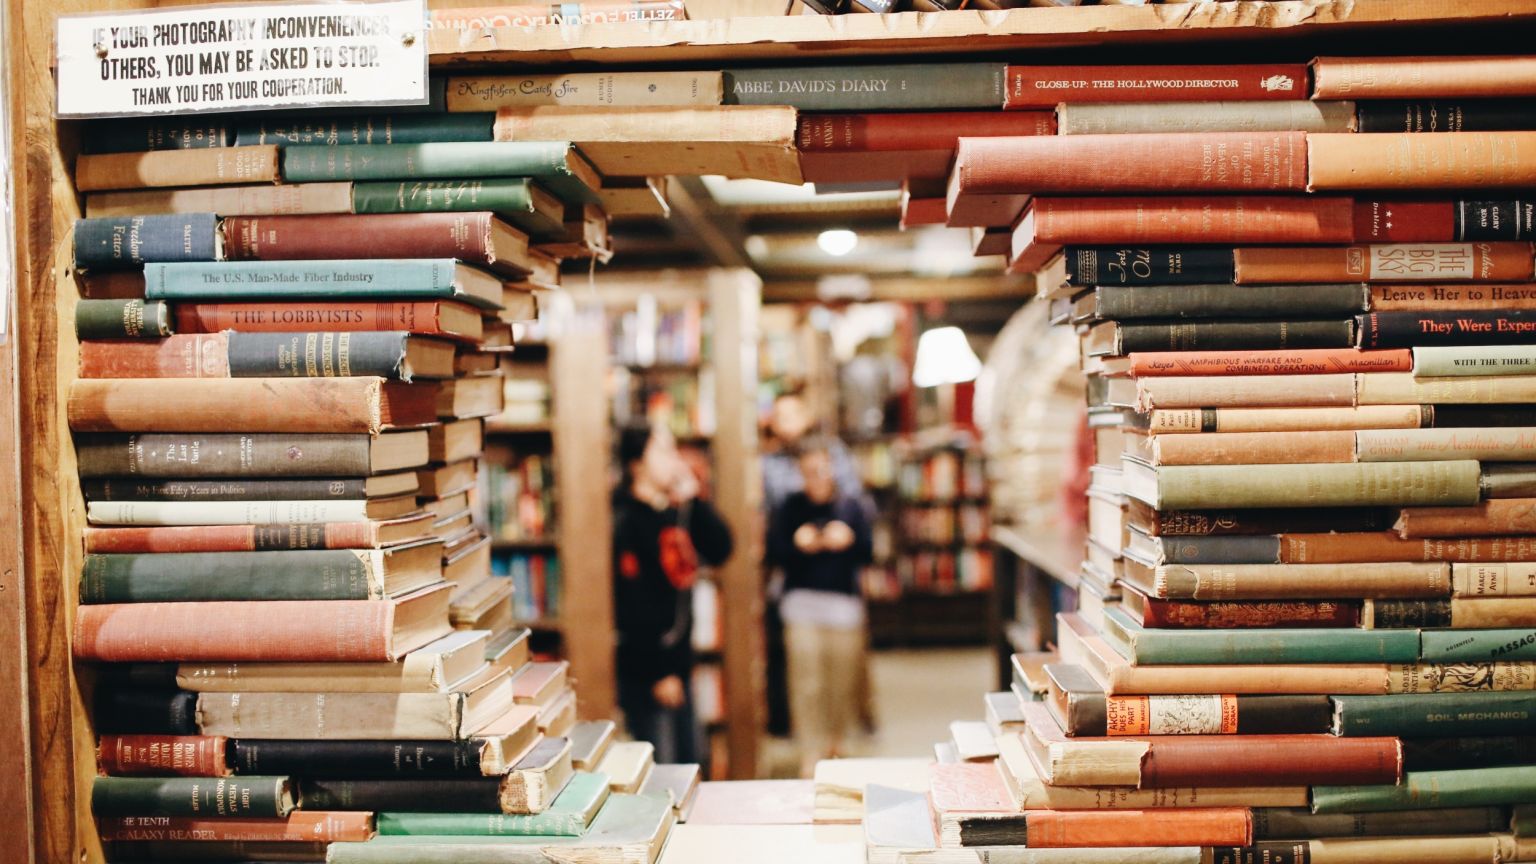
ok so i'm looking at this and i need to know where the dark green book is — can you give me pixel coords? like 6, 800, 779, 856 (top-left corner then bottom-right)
1331, 692, 1536, 737
1516, 804, 1535, 837
1099, 606, 1420, 665
281, 142, 600, 205
1074, 283, 1368, 322
377, 772, 610, 836
1312, 766, 1536, 813
78, 547, 432, 603
352, 179, 567, 239
235, 113, 495, 147
724, 63, 1005, 111
1252, 806, 1510, 839
91, 776, 294, 818
85, 118, 232, 153
1087, 319, 1356, 356
76, 299, 174, 340
1404, 736, 1536, 771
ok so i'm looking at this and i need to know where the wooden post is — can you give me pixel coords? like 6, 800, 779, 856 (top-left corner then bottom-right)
707, 269, 764, 779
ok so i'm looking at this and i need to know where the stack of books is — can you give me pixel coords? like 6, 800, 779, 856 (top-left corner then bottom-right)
67, 100, 674, 861
868, 55, 1536, 863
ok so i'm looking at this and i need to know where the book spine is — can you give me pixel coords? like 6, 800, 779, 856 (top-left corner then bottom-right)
1209, 842, 1308, 864
86, 118, 234, 153
1313, 766, 1536, 813
175, 301, 460, 338
1140, 599, 1360, 629
1127, 349, 1412, 377
73, 600, 394, 662
68, 378, 388, 435
1152, 461, 1482, 510
281, 142, 569, 183
1377, 284, 1536, 311
74, 433, 372, 478
75, 146, 280, 192
1066, 247, 1237, 286
1006, 64, 1307, 108
1093, 284, 1368, 321
95, 689, 199, 735
90, 776, 293, 817
724, 63, 1006, 111
958, 132, 1307, 194
234, 113, 495, 147
1362, 373, 1536, 406
97, 735, 230, 777
1137, 374, 1359, 410
197, 692, 458, 740
230, 739, 480, 777
1165, 561, 1450, 601
1414, 345, 1536, 376
1234, 243, 1536, 284
81, 550, 373, 603
1042, 197, 1356, 246
1018, 808, 1253, 848
795, 111, 1055, 152
1104, 695, 1330, 735
1364, 599, 1452, 628
1334, 693, 1536, 737
76, 300, 176, 340
1309, 132, 1536, 190
223, 213, 495, 264
1396, 500, 1536, 539
145, 259, 457, 301
85, 182, 356, 219
1458, 200, 1536, 241
1153, 430, 1357, 466
375, 811, 585, 836
1114, 321, 1357, 354
1282, 532, 1536, 564
82, 478, 368, 502
79, 335, 230, 379
225, 332, 412, 379
1106, 617, 1421, 666
351, 179, 540, 221
1252, 806, 1509, 839
96, 811, 374, 843
85, 524, 378, 553
1453, 563, 1536, 597
446, 72, 721, 110
1404, 737, 1536, 771
428, 2, 685, 27
1147, 406, 1427, 435
1312, 56, 1536, 100
1359, 311, 1536, 348
1356, 427, 1536, 462
1353, 200, 1536, 242
1484, 464, 1536, 498
298, 778, 501, 813
1357, 101, 1536, 133
1419, 629, 1536, 663
1057, 101, 1354, 135
73, 214, 220, 271
1151, 535, 1283, 565
1140, 737, 1401, 788
1152, 507, 1394, 537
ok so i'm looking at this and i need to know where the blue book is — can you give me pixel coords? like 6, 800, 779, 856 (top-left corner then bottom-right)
142, 259, 503, 310
74, 214, 219, 271
1100, 605, 1422, 665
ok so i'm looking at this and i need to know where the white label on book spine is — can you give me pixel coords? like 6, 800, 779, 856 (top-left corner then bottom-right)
1365, 244, 1476, 279
56, 0, 427, 118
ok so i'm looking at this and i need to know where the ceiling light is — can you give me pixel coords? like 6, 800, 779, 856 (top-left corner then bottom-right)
817, 229, 859, 257
912, 326, 982, 388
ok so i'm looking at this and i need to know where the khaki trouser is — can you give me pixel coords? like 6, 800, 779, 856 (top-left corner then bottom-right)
785, 622, 864, 759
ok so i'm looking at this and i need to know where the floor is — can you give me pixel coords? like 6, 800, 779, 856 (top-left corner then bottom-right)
759, 645, 995, 777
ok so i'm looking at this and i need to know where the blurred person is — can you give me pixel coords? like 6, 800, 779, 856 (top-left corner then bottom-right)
766, 438, 873, 775
613, 422, 734, 765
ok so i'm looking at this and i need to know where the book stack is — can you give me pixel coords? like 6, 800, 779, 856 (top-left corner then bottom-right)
864, 55, 1536, 864
67, 102, 674, 861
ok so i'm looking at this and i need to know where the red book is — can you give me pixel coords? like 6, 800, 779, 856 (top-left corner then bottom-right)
174, 300, 484, 342
796, 111, 1055, 152
83, 516, 434, 553
954, 132, 1308, 195
97, 812, 374, 843
1029, 196, 1358, 245
1117, 348, 1414, 377
1004, 64, 1307, 109
222, 212, 533, 277
97, 735, 230, 777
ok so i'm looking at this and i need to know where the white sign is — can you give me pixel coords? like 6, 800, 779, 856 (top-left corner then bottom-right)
56, 0, 427, 118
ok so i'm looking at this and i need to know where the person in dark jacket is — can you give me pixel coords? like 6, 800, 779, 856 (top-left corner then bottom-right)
612, 422, 734, 765
766, 437, 873, 775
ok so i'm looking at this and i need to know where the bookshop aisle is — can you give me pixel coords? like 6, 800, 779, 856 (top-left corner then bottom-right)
9, 3, 1536, 864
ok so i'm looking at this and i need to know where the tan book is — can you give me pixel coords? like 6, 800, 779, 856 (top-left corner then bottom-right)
417, 459, 479, 499
570, 720, 618, 773
450, 577, 512, 628
598, 741, 656, 795
1121, 458, 1482, 510
639, 763, 701, 814
444, 535, 492, 591
85, 493, 425, 527
948, 721, 998, 763
85, 182, 353, 218
1397, 499, 1536, 538
77, 145, 281, 192
1010, 651, 1057, 700
1366, 597, 1536, 629
474, 705, 543, 776
1146, 405, 1426, 435
499, 736, 574, 814
813, 758, 933, 824
177, 629, 491, 693
1120, 557, 1450, 601
1360, 373, 1536, 405
428, 418, 484, 465
538, 687, 578, 738
1121, 374, 1358, 411
194, 669, 513, 740
437, 375, 506, 420
599, 176, 670, 219
493, 106, 800, 184
1312, 55, 1536, 99
1301, 835, 1523, 864
69, 378, 439, 434
1057, 100, 1355, 135
448, 72, 722, 110
485, 628, 532, 676
1356, 427, 1536, 462
1453, 562, 1536, 597
1309, 132, 1536, 191
1142, 430, 1357, 466
512, 660, 570, 708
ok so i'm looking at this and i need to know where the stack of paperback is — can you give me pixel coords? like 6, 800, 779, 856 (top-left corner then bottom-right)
871, 55, 1536, 864
66, 103, 657, 861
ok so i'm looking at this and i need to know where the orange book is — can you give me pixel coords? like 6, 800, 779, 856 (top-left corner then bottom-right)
1019, 808, 1252, 848
1283, 531, 1536, 564
1312, 55, 1536, 99
1396, 499, 1536, 539
1146, 431, 1357, 466
97, 811, 374, 843
1370, 283, 1536, 311
67, 378, 439, 434
1234, 243, 1535, 284
1119, 348, 1411, 377
1309, 132, 1536, 191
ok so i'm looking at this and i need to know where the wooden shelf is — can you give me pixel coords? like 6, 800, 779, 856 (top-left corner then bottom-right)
991, 523, 1082, 589
426, 2, 1535, 67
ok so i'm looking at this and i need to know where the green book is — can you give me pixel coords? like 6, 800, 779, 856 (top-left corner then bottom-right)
329, 793, 673, 863
76, 299, 174, 340
1312, 766, 1536, 813
143, 259, 503, 310
81, 550, 377, 603
724, 63, 1005, 111
1515, 804, 1535, 837
1421, 628, 1536, 662
91, 776, 294, 818
235, 113, 495, 147
378, 772, 610, 836
1331, 692, 1536, 737
1099, 606, 1420, 665
281, 142, 601, 205
352, 178, 567, 239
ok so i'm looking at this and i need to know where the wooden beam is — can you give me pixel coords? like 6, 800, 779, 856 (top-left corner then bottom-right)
664, 177, 755, 271
763, 274, 1032, 303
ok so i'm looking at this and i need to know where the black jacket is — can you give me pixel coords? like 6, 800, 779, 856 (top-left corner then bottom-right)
766, 492, 872, 597
612, 491, 734, 685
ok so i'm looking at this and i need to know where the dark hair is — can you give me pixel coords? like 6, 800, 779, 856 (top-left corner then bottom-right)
617, 423, 654, 469
789, 434, 833, 460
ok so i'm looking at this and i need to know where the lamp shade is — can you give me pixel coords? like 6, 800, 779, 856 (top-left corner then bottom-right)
912, 326, 982, 388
